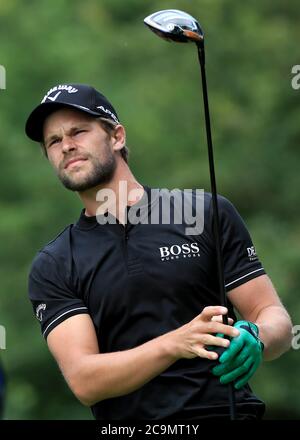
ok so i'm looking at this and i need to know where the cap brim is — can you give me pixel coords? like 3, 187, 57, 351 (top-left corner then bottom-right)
25, 102, 101, 142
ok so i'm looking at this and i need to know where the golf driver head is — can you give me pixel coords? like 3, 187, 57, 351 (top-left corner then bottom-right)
144, 9, 204, 44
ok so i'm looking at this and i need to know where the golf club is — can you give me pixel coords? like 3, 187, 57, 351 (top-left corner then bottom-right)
144, 9, 237, 420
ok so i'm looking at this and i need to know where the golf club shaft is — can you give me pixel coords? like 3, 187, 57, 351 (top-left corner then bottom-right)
196, 43, 237, 420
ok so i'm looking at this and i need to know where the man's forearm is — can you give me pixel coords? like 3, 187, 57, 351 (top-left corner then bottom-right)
57, 306, 240, 407
65, 306, 239, 406
69, 331, 177, 406
255, 305, 292, 361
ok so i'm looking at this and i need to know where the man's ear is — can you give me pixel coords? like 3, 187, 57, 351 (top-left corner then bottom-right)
112, 125, 126, 152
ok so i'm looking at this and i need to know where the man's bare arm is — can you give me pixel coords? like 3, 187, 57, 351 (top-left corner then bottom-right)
228, 274, 293, 361
47, 307, 238, 406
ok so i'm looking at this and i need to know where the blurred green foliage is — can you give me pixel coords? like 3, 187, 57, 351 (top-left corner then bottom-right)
0, 0, 299, 420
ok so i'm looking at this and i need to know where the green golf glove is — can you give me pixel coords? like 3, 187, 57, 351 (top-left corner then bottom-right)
212, 320, 264, 389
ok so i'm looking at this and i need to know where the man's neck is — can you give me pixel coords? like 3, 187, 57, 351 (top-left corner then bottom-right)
78, 161, 144, 224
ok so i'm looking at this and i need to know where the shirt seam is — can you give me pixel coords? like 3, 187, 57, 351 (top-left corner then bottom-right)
225, 268, 265, 288
42, 307, 88, 337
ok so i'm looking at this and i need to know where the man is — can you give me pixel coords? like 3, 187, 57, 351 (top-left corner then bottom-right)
26, 83, 292, 420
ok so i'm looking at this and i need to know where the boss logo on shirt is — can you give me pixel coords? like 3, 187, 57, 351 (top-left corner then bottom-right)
247, 246, 258, 261
36, 303, 47, 322
159, 242, 200, 261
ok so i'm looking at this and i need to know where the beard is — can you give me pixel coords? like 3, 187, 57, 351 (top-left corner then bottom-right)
57, 146, 117, 192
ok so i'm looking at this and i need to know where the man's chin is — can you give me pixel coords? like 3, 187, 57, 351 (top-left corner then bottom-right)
59, 174, 114, 192
61, 179, 95, 192
57, 157, 116, 192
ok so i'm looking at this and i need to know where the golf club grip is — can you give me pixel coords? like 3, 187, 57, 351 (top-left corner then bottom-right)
196, 43, 237, 421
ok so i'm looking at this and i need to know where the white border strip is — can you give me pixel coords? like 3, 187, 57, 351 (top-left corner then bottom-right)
43, 307, 88, 337
225, 268, 264, 288
0, 65, 6, 90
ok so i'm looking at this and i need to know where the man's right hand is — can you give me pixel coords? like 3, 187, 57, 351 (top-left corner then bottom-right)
47, 307, 239, 406
165, 306, 240, 361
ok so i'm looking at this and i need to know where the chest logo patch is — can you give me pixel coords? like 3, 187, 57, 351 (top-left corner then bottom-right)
159, 242, 200, 261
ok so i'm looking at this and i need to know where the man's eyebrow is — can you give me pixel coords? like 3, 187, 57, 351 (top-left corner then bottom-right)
44, 123, 91, 145
69, 123, 91, 131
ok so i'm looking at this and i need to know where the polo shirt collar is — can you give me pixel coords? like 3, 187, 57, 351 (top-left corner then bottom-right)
75, 184, 155, 230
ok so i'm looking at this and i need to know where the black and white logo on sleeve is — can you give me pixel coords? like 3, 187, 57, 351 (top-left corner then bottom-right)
247, 246, 258, 261
36, 303, 47, 322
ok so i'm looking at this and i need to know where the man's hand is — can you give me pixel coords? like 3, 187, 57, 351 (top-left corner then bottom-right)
167, 306, 239, 361
212, 320, 264, 389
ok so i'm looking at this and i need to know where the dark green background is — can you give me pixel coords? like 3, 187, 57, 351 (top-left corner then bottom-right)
0, 0, 299, 419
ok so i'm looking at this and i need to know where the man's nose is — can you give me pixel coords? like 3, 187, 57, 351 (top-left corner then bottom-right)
61, 135, 77, 153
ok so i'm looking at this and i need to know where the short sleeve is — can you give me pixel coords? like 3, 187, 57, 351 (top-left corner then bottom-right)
216, 196, 266, 291
28, 251, 89, 339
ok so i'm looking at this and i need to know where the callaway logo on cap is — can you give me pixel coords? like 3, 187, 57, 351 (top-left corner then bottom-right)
25, 83, 120, 142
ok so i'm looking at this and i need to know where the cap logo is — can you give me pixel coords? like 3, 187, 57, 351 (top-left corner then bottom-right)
47, 91, 61, 102
41, 85, 78, 103
96, 105, 119, 123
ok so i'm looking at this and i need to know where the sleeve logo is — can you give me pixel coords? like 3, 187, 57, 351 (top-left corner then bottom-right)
247, 246, 258, 261
36, 303, 47, 322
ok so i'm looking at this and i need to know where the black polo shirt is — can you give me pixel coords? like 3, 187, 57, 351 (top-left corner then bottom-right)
28, 186, 266, 420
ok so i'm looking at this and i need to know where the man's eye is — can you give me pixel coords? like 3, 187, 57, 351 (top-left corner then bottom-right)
74, 129, 86, 135
48, 139, 60, 148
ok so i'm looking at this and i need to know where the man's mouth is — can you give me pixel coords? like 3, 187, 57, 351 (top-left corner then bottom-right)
64, 157, 87, 169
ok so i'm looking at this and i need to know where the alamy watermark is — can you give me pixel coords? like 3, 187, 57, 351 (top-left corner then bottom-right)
291, 325, 300, 350
95, 182, 204, 235
291, 65, 300, 90
0, 325, 6, 350
0, 65, 6, 90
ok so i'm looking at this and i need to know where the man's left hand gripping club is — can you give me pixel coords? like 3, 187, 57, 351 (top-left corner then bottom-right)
212, 320, 264, 389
